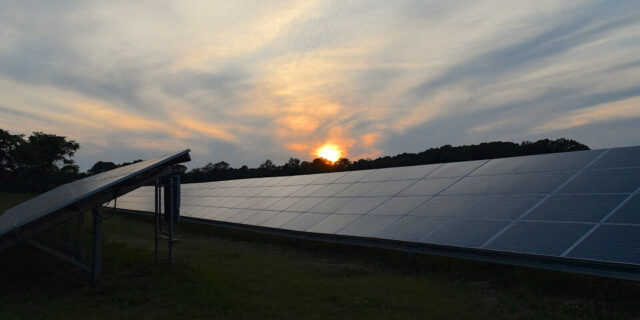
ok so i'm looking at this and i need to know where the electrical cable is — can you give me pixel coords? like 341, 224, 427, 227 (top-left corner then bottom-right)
98, 188, 119, 220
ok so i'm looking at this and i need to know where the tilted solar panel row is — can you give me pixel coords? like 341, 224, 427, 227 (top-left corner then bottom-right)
115, 147, 640, 279
0, 150, 191, 249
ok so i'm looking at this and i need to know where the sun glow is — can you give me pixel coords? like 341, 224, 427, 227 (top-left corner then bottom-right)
315, 144, 342, 163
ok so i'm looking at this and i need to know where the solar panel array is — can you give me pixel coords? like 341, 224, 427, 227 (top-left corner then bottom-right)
116, 147, 640, 273
0, 150, 191, 239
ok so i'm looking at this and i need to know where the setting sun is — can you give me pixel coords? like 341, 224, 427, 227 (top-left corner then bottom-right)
315, 144, 342, 163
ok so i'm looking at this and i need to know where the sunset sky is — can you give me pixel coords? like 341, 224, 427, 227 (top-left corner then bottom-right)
1, 1, 639, 169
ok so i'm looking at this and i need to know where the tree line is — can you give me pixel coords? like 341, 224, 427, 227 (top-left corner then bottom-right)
181, 138, 589, 183
0, 128, 590, 193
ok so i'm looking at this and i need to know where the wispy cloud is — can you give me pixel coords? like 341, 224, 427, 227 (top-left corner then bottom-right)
532, 96, 640, 134
0, 0, 639, 169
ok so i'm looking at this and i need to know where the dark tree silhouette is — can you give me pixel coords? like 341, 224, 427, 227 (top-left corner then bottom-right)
334, 158, 351, 170
173, 164, 187, 175
259, 159, 276, 170
180, 138, 590, 183
283, 158, 301, 170
86, 159, 144, 176
213, 161, 230, 170
1, 130, 80, 192
87, 161, 118, 175
0, 129, 23, 190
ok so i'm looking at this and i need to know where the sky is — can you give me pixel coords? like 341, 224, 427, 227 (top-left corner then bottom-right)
1, 0, 639, 170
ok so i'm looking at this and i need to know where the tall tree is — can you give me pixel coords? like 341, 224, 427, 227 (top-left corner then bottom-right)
283, 158, 301, 170
334, 158, 351, 170
213, 161, 230, 170
0, 129, 24, 190
259, 159, 276, 170
1, 130, 80, 192
15, 132, 79, 172
87, 161, 118, 175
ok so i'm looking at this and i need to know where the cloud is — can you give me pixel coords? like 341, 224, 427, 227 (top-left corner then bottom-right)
173, 116, 237, 142
1, 0, 639, 170
532, 96, 640, 134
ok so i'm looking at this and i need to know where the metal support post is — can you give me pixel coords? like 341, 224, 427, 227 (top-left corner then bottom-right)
153, 174, 180, 263
154, 179, 161, 261
92, 208, 102, 281
75, 213, 84, 261
168, 176, 175, 263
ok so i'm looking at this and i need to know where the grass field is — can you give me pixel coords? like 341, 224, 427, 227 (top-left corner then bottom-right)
1, 192, 640, 319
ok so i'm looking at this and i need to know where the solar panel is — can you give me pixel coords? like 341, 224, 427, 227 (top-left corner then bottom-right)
0, 149, 190, 249
525, 195, 626, 222
114, 146, 640, 280
337, 215, 399, 237
424, 219, 510, 248
485, 221, 593, 256
605, 194, 640, 224
376, 216, 445, 242
282, 213, 331, 231
567, 225, 640, 264
368, 196, 429, 216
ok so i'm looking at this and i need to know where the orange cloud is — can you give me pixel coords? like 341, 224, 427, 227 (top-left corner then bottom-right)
285, 143, 309, 152
173, 116, 236, 142
276, 115, 320, 136
69, 103, 168, 132
361, 133, 381, 148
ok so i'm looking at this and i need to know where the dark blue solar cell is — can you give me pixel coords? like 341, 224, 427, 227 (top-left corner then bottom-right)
590, 147, 640, 169
308, 197, 355, 213
398, 178, 458, 196
337, 215, 399, 237
559, 168, 640, 194
486, 222, 592, 256
281, 213, 330, 231
443, 172, 572, 195
307, 214, 361, 234
226, 209, 260, 223
458, 195, 542, 220
335, 182, 380, 197
426, 160, 486, 178
567, 225, 640, 264
367, 196, 430, 216
375, 216, 446, 242
261, 211, 302, 228
286, 197, 329, 212
472, 150, 600, 176
525, 194, 626, 223
336, 197, 389, 214
410, 196, 476, 218
605, 193, 640, 224
422, 219, 510, 248
242, 210, 279, 226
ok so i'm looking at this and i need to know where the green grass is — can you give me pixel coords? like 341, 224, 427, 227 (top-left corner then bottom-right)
1, 192, 640, 319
